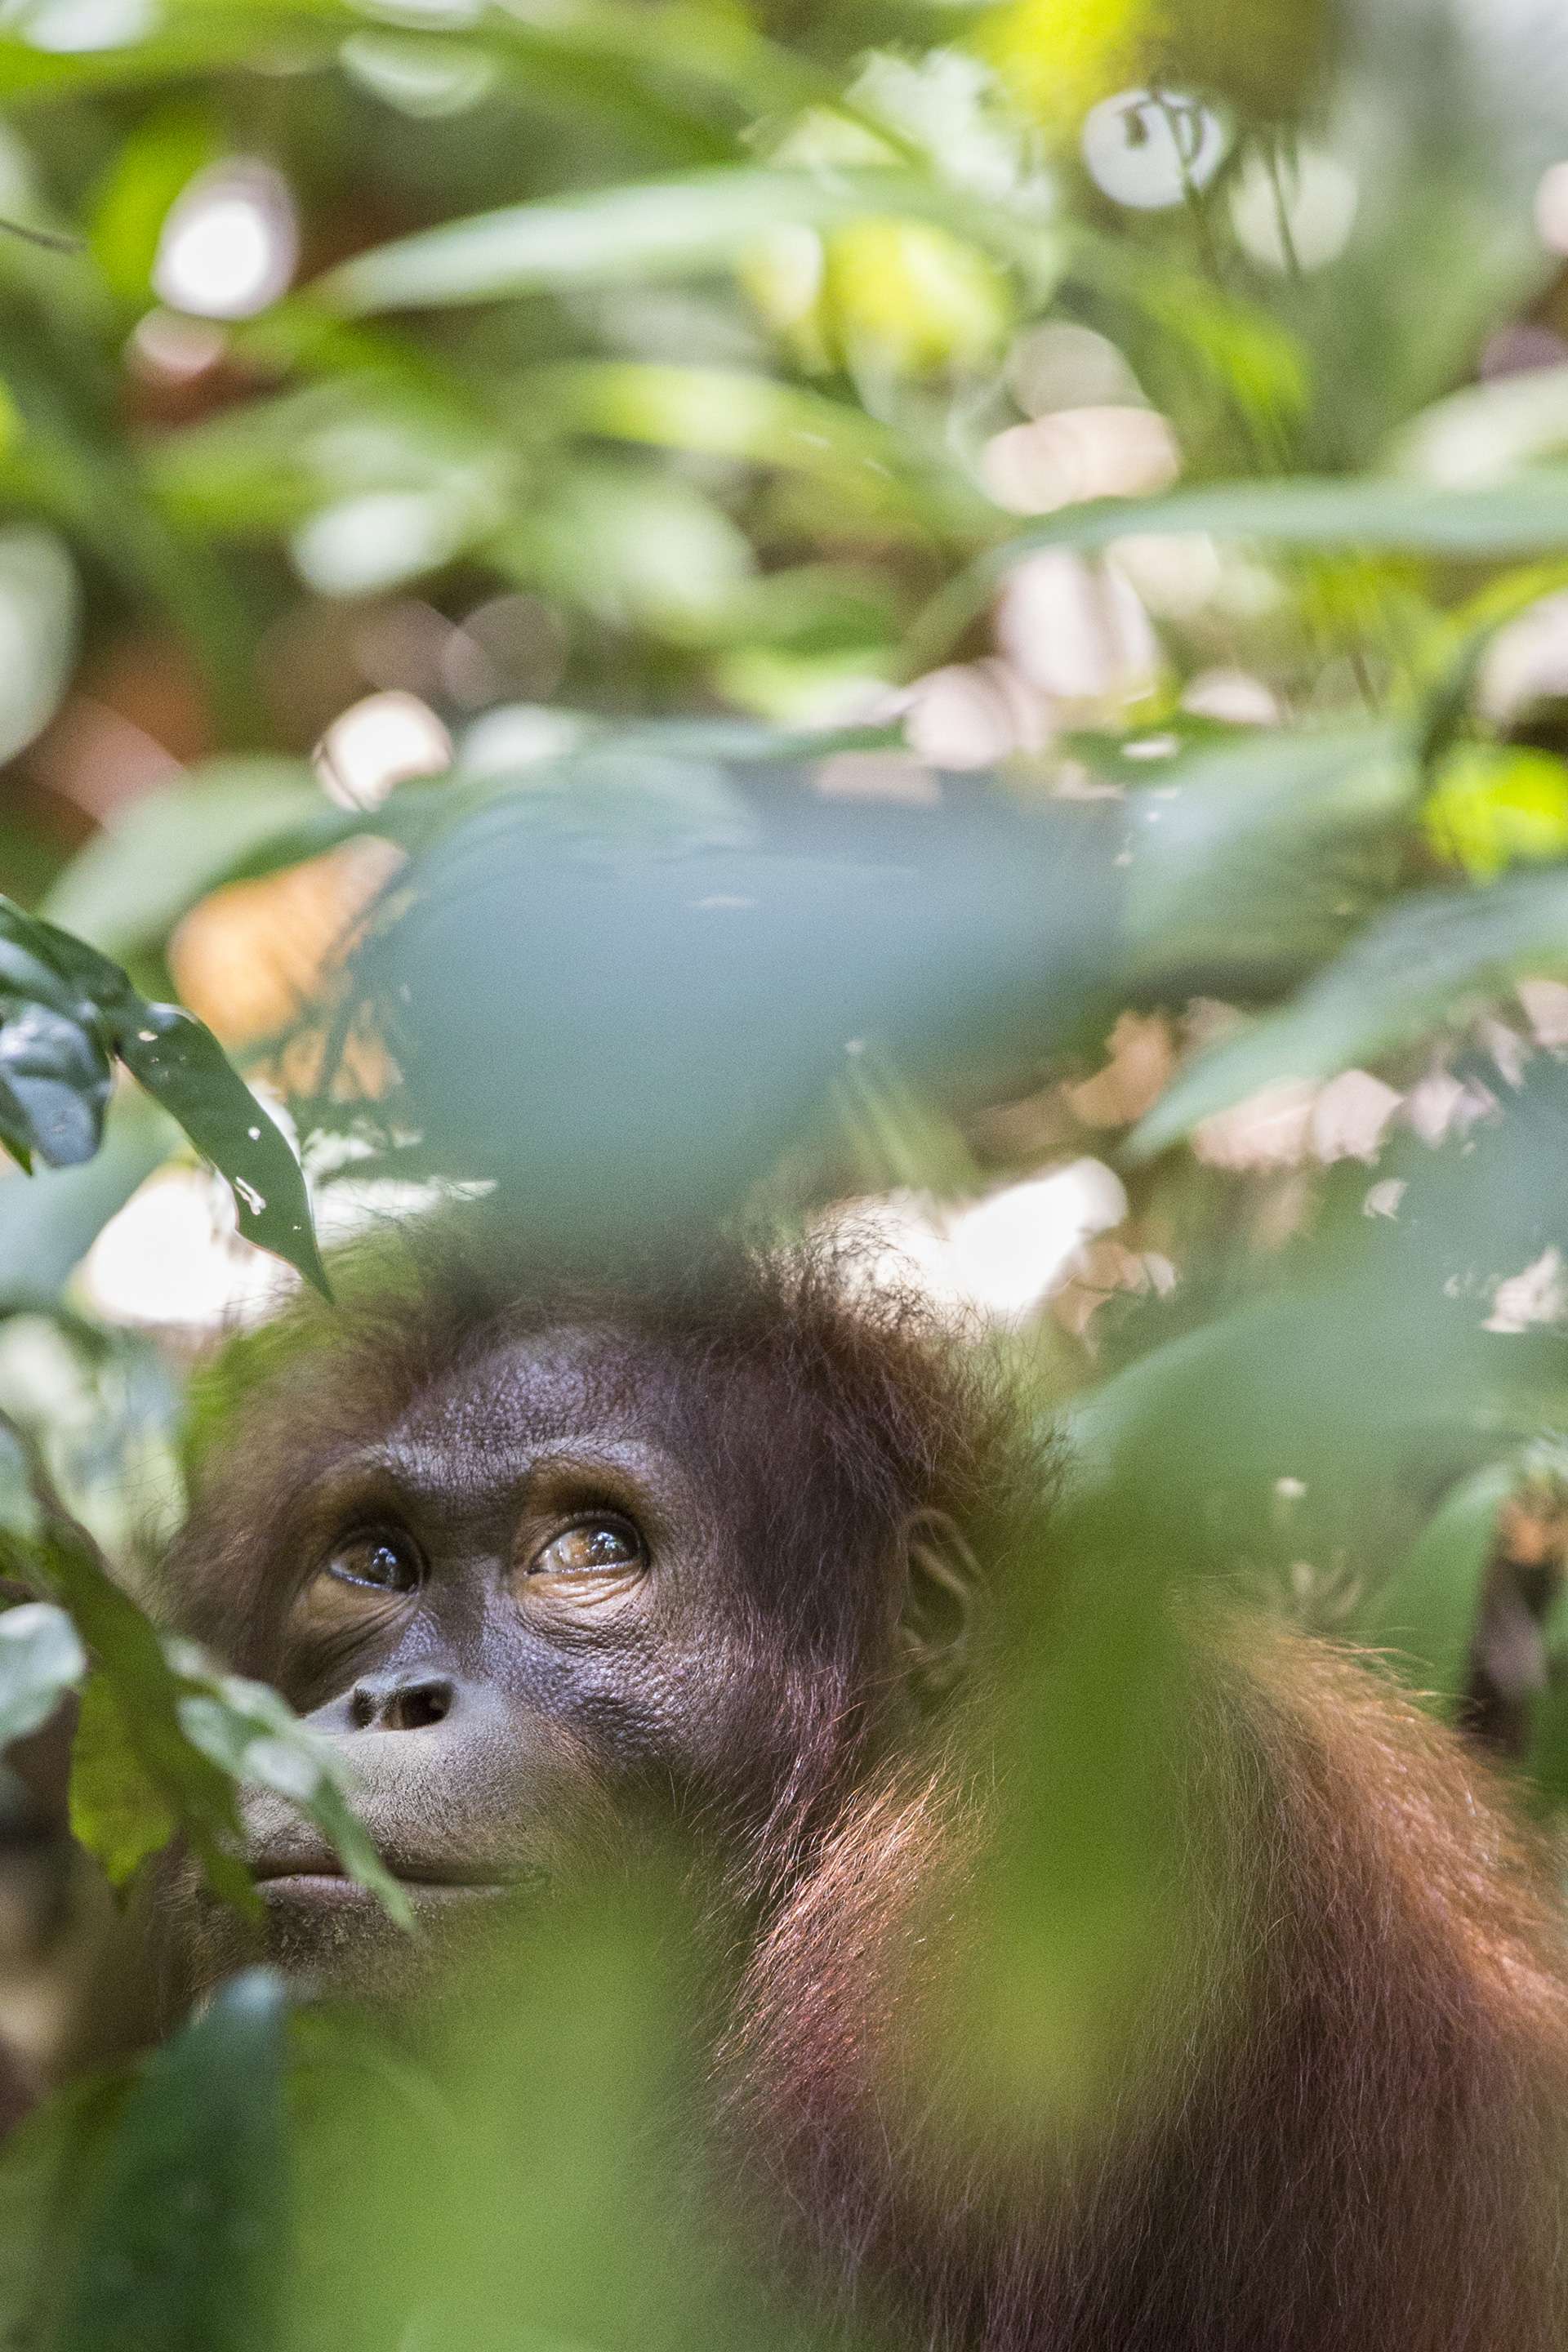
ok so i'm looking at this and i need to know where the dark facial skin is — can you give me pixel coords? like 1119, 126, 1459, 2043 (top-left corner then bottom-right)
176, 1319, 962, 2005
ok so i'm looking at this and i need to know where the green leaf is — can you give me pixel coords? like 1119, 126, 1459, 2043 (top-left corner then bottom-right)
1352, 1463, 1514, 1713
316, 166, 1054, 313
0, 999, 112, 1169
54, 1971, 289, 2352
1, 1464, 254, 1913
0, 1598, 84, 1748
902, 471, 1568, 674
504, 461, 754, 637
0, 2069, 135, 2351
170, 1655, 412, 1931
69, 1669, 177, 1890
0, 0, 817, 145
524, 359, 902, 474
0, 897, 327, 1297
1129, 866, 1568, 1159
109, 1005, 329, 1298
42, 764, 326, 964
0, 325, 263, 746
1125, 723, 1412, 987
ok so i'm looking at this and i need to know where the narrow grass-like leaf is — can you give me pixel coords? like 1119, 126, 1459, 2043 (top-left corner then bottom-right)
1130, 867, 1568, 1158
317, 167, 1056, 312
902, 472, 1568, 674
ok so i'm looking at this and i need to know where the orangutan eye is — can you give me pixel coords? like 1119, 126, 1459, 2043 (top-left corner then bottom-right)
528, 1519, 644, 1579
326, 1530, 422, 1594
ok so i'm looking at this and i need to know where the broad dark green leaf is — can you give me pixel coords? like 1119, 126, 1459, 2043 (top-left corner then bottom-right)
54, 1971, 289, 2352
0, 1000, 112, 1169
1130, 866, 1568, 1157
109, 1007, 328, 1298
0, 933, 78, 1013
0, 896, 327, 1295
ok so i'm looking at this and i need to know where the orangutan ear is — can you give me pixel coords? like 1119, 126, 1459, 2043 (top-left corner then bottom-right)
896, 1511, 982, 1707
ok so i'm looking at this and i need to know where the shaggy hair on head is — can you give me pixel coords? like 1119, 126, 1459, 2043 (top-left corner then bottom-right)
163, 1211, 1046, 1713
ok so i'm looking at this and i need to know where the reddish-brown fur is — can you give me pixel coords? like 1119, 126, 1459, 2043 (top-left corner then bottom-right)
167, 1226, 1568, 2350
728, 1637, 1568, 2349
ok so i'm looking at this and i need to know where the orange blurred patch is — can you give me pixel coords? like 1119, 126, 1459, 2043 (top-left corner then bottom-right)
169, 835, 404, 1099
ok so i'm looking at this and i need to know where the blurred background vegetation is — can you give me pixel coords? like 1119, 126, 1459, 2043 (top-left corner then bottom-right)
7, 0, 1568, 2341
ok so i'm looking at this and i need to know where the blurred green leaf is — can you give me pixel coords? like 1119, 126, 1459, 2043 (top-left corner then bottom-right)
1392, 363, 1568, 489
0, 321, 263, 742
317, 167, 1054, 312
1125, 722, 1411, 987
0, 1597, 84, 1747
43, 764, 326, 965
55, 1971, 289, 2352
86, 104, 216, 305
501, 461, 755, 635
0, 0, 808, 125
1066, 1278, 1566, 1603
1422, 744, 1568, 880
0, 2069, 134, 2351
905, 472, 1568, 674
1353, 1463, 1515, 1713
0, 1436, 255, 1911
69, 1668, 177, 1889
170, 1653, 412, 1929
1129, 867, 1568, 1158
526, 359, 898, 474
